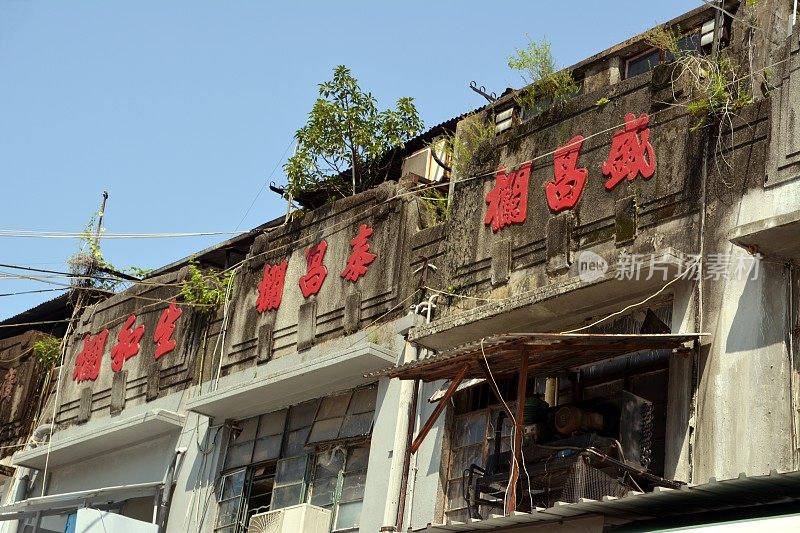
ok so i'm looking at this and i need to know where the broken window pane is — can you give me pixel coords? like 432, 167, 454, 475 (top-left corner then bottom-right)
315, 449, 345, 478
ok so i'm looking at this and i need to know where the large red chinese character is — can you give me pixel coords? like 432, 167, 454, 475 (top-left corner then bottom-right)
257, 261, 289, 312
299, 241, 328, 298
153, 300, 182, 359
111, 314, 145, 372
602, 113, 656, 190
73, 330, 109, 382
484, 162, 531, 232
341, 224, 377, 282
547, 135, 588, 212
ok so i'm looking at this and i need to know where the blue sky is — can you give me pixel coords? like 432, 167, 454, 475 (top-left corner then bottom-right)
0, 0, 701, 319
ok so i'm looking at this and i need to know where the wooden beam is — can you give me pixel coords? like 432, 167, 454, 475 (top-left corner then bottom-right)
478, 359, 515, 421
506, 353, 529, 514
409, 363, 469, 454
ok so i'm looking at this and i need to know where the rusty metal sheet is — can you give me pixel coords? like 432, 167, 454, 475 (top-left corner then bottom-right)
369, 333, 702, 381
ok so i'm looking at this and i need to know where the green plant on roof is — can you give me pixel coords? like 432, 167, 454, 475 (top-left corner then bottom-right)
508, 38, 580, 112
180, 258, 235, 312
66, 210, 149, 292
33, 335, 62, 368
284, 65, 424, 200
432, 113, 496, 181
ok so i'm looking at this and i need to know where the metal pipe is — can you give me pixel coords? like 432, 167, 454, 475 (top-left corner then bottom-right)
788, 264, 798, 470
157, 447, 186, 533
395, 378, 419, 531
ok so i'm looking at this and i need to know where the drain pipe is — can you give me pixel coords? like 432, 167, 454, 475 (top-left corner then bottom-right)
397, 296, 437, 530
157, 447, 187, 533
382, 296, 437, 532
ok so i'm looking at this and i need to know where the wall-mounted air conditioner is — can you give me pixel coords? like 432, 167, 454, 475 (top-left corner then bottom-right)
247, 503, 331, 533
401, 140, 449, 184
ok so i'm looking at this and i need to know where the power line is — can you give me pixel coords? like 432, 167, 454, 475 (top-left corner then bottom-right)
0, 230, 244, 239
0, 288, 69, 297
235, 138, 295, 231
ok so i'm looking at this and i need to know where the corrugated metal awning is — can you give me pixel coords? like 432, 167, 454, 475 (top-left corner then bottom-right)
370, 333, 701, 382
411, 470, 800, 531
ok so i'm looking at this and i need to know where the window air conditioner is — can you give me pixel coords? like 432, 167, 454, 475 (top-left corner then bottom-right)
247, 503, 331, 533
401, 140, 449, 183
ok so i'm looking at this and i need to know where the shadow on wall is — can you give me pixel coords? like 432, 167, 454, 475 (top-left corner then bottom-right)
724, 262, 786, 354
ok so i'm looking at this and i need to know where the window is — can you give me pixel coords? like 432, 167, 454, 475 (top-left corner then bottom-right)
215, 469, 246, 533
215, 385, 378, 532
624, 33, 701, 78
309, 443, 370, 532
443, 379, 526, 524
445, 406, 513, 524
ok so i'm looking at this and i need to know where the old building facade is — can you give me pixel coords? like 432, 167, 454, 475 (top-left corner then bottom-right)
3, 1, 800, 532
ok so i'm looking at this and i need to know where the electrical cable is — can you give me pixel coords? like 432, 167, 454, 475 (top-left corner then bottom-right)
480, 338, 534, 514
235, 138, 295, 231
0, 288, 69, 297
0, 230, 243, 239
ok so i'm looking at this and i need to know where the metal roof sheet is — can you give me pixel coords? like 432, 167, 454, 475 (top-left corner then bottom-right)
371, 332, 702, 382
411, 470, 800, 531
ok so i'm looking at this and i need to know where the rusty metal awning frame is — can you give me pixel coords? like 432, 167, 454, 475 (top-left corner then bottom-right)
373, 332, 702, 382
372, 332, 703, 514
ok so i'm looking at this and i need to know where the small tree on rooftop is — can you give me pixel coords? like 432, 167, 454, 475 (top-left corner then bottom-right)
284, 66, 424, 199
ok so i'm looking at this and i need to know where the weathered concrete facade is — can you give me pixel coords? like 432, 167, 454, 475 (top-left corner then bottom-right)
3, 2, 800, 532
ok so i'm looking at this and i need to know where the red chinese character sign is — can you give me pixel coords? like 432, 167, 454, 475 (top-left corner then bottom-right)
257, 261, 289, 312
73, 330, 109, 382
602, 113, 656, 190
341, 225, 376, 282
111, 314, 145, 372
299, 241, 328, 298
153, 300, 182, 359
0, 368, 18, 402
547, 135, 588, 212
484, 162, 531, 232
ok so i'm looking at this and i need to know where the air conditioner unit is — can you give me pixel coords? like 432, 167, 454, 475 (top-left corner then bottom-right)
247, 503, 331, 533
401, 140, 449, 183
